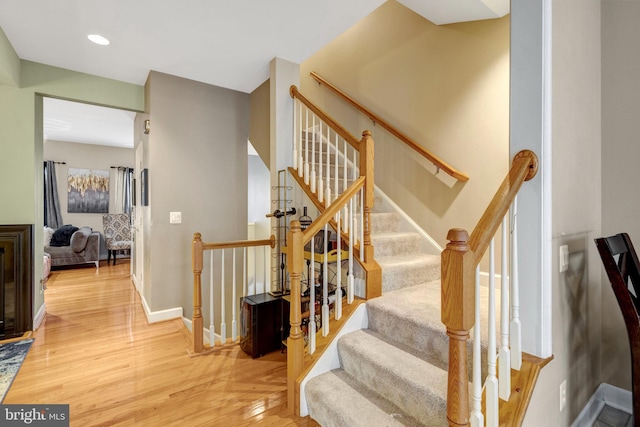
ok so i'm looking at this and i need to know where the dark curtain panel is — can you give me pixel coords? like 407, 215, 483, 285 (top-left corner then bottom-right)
123, 167, 134, 215
44, 161, 63, 229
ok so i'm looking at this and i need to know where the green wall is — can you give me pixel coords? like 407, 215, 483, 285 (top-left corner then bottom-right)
0, 31, 143, 324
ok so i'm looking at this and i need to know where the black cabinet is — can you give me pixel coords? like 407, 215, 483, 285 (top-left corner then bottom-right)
240, 293, 288, 358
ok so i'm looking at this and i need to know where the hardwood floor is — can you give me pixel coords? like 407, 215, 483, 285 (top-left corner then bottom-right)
5, 262, 319, 426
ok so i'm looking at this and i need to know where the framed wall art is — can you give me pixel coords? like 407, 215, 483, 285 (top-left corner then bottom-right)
67, 168, 109, 213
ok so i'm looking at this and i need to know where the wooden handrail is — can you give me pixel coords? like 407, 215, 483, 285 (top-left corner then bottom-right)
440, 149, 538, 426
310, 71, 469, 182
290, 85, 360, 151
301, 176, 365, 245
203, 235, 276, 251
468, 149, 538, 264
191, 232, 277, 355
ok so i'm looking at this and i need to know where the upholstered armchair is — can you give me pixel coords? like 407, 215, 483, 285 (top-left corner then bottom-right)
102, 214, 132, 265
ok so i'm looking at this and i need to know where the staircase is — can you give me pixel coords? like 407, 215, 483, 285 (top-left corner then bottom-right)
287, 85, 542, 426
305, 211, 450, 426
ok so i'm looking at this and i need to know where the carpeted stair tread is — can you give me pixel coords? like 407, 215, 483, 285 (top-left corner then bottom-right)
367, 281, 447, 369
337, 329, 448, 425
369, 212, 400, 234
368, 282, 499, 375
377, 254, 441, 292
370, 232, 421, 257
306, 369, 427, 427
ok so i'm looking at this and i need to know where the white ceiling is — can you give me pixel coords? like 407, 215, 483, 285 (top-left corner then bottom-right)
0, 0, 509, 149
43, 98, 136, 148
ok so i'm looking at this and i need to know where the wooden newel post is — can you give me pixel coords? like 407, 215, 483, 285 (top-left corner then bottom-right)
359, 130, 382, 299
441, 228, 475, 427
287, 220, 304, 414
192, 232, 204, 354
359, 130, 375, 264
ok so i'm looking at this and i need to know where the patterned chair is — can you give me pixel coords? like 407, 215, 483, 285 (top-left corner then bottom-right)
102, 213, 132, 265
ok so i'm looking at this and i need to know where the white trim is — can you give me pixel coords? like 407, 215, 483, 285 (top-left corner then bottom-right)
182, 317, 219, 345
33, 302, 46, 330
132, 274, 142, 293
299, 303, 369, 417
571, 383, 631, 427
140, 294, 183, 323
509, 0, 553, 359
540, 0, 553, 359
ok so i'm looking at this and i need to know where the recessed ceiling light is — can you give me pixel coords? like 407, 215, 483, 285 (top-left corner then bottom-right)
87, 34, 110, 46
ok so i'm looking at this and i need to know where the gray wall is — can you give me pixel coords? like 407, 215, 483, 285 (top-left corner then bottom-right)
0, 50, 143, 321
601, 0, 640, 391
249, 79, 270, 169
143, 71, 249, 316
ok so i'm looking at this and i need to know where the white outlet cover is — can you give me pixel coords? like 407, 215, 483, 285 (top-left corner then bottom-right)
170, 212, 182, 224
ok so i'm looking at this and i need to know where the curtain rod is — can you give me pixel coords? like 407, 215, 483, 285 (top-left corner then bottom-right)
45, 161, 66, 165
110, 166, 133, 169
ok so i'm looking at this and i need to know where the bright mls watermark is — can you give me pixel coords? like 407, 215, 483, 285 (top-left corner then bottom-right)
1, 405, 69, 426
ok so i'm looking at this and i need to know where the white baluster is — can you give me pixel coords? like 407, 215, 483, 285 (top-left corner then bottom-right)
318, 121, 324, 203
263, 246, 268, 294
220, 250, 226, 344
309, 233, 316, 354
304, 109, 310, 185
325, 129, 332, 207
334, 134, 339, 203
335, 211, 342, 320
510, 198, 522, 370
353, 145, 358, 178
342, 139, 348, 232
486, 240, 498, 426
348, 194, 354, 304
499, 217, 511, 400
293, 98, 297, 170
209, 251, 215, 347
243, 247, 247, 298
232, 249, 237, 342
322, 224, 329, 336
252, 246, 257, 295
298, 102, 303, 177
470, 265, 484, 427
310, 116, 317, 193
359, 190, 364, 260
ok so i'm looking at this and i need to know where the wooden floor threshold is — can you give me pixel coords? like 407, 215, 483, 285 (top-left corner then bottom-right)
0, 331, 33, 345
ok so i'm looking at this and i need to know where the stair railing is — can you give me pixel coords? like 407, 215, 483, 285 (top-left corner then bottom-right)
290, 85, 380, 299
288, 85, 383, 414
441, 150, 538, 426
191, 233, 276, 355
310, 71, 469, 183
286, 175, 365, 414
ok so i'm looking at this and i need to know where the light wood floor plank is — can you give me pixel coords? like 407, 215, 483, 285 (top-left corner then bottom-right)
5, 262, 318, 427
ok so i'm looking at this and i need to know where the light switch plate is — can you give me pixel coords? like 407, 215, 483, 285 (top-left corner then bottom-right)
559, 245, 569, 272
170, 212, 182, 224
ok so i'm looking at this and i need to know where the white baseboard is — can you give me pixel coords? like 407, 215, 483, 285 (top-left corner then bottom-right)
571, 383, 632, 427
140, 294, 183, 323
33, 302, 46, 330
182, 317, 220, 345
